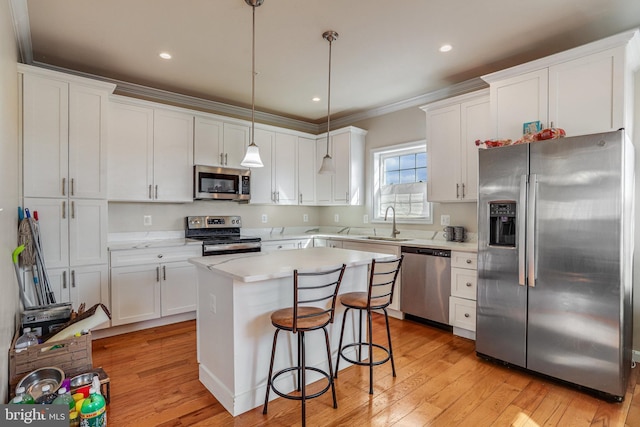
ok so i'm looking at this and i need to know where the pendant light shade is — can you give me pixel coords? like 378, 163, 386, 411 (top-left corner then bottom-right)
318, 30, 338, 175
241, 0, 264, 168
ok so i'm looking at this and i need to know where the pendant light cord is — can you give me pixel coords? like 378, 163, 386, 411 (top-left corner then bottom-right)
251, 4, 256, 145
326, 35, 332, 155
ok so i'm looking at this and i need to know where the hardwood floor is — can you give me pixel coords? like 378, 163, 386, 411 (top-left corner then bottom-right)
92, 316, 640, 426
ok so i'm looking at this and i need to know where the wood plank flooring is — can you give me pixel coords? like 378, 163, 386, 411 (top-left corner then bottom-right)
92, 316, 640, 426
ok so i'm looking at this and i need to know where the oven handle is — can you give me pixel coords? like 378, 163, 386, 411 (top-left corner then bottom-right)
204, 242, 262, 253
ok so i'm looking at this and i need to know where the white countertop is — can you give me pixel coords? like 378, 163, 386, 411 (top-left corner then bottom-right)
189, 246, 396, 282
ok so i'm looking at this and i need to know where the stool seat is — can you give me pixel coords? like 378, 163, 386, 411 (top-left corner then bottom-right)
340, 292, 388, 310
271, 307, 331, 331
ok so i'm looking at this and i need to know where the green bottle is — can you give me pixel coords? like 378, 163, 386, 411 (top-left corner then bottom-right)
80, 377, 106, 427
53, 386, 75, 411
13, 386, 35, 404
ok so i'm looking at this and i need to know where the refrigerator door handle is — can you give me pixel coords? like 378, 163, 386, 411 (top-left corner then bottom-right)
518, 174, 527, 286
527, 174, 537, 287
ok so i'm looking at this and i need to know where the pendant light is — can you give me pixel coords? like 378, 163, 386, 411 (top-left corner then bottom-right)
318, 30, 338, 175
241, 0, 264, 168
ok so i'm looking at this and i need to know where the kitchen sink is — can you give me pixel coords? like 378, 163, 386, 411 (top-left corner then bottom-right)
363, 236, 412, 242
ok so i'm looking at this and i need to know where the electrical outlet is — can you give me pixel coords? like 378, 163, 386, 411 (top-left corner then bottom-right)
440, 215, 450, 226
261, 214, 268, 223
303, 214, 309, 222
143, 215, 152, 226
334, 214, 340, 223
210, 294, 216, 314
363, 214, 369, 224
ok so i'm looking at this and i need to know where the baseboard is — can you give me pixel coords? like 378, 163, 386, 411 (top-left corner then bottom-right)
91, 311, 196, 339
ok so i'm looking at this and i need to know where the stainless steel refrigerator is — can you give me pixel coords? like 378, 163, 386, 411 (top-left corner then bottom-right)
476, 130, 634, 400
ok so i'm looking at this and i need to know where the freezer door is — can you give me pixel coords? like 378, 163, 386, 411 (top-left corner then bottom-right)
476, 144, 529, 367
527, 130, 628, 397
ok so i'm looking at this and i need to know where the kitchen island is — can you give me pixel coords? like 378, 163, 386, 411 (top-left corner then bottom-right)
189, 247, 395, 416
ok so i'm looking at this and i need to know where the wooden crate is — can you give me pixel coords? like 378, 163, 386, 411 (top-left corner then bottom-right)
9, 329, 93, 382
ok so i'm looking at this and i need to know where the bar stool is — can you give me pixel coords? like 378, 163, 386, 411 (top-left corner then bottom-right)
263, 264, 346, 426
335, 256, 403, 394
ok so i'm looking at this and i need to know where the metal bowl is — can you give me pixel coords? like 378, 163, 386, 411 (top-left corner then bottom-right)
16, 366, 64, 399
70, 372, 95, 388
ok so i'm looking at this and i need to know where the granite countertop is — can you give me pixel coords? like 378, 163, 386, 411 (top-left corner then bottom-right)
189, 246, 396, 283
107, 231, 201, 251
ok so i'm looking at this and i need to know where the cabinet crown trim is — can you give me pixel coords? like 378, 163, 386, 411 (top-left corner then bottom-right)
18, 63, 117, 93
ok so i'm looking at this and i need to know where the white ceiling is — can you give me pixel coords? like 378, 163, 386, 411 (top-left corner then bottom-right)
17, 0, 640, 128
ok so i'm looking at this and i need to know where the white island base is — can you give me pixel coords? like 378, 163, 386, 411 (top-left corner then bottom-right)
190, 247, 394, 416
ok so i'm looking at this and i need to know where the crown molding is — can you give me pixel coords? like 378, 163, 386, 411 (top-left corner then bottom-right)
10, 0, 32, 64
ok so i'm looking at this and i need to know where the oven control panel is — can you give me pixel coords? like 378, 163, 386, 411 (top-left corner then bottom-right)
187, 215, 242, 229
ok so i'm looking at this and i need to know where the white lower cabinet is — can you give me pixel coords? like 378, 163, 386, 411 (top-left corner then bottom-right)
449, 251, 478, 339
110, 245, 201, 326
261, 238, 312, 252
313, 238, 343, 248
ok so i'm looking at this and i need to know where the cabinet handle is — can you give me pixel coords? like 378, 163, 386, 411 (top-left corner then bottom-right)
148, 185, 153, 199
71, 270, 76, 288
271, 191, 275, 202
220, 153, 224, 165
62, 271, 67, 289
464, 313, 470, 318
462, 183, 465, 198
466, 282, 472, 287
156, 266, 160, 282
62, 178, 66, 196
466, 259, 472, 264
62, 201, 66, 219
456, 183, 460, 198
71, 178, 75, 196
276, 191, 280, 203
71, 201, 75, 219
225, 153, 228, 165
163, 265, 166, 281
155, 185, 158, 199
550, 121, 554, 128
299, 193, 302, 204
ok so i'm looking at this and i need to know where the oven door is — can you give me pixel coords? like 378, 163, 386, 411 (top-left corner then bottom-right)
203, 241, 262, 256
194, 165, 251, 201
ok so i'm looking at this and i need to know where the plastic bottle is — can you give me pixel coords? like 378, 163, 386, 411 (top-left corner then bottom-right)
15, 327, 39, 350
53, 387, 76, 411
35, 384, 58, 404
14, 386, 35, 404
79, 376, 106, 427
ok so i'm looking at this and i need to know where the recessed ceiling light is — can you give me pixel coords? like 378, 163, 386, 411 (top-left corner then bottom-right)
312, 97, 321, 102
439, 44, 452, 53
159, 52, 172, 59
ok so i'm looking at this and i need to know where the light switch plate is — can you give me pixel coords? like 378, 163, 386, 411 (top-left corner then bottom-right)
261, 214, 268, 223
363, 214, 369, 224
441, 215, 450, 226
143, 215, 152, 226
334, 214, 340, 223
303, 214, 309, 222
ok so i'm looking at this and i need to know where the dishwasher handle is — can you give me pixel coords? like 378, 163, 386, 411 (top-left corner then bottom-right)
401, 246, 451, 257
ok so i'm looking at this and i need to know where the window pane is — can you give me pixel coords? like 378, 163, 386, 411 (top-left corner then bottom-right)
399, 169, 415, 184
385, 171, 399, 185
416, 152, 426, 168
416, 167, 427, 182
384, 157, 399, 172
399, 154, 415, 169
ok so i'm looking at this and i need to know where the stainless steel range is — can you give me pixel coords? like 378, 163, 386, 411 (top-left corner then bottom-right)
186, 215, 261, 256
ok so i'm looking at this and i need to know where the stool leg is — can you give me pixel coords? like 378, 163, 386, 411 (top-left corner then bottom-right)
334, 307, 350, 378
323, 327, 337, 409
297, 332, 303, 391
263, 329, 280, 414
367, 309, 374, 395
384, 308, 396, 377
300, 331, 306, 427
358, 309, 363, 362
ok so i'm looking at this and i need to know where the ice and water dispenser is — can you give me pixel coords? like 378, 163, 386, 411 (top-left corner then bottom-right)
489, 201, 517, 247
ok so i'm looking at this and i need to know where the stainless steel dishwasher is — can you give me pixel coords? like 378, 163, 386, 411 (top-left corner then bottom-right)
400, 246, 451, 326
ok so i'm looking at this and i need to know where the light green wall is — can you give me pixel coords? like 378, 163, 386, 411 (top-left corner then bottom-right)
0, 0, 20, 403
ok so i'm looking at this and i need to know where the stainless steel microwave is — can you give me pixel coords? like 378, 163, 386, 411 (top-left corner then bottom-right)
194, 165, 251, 201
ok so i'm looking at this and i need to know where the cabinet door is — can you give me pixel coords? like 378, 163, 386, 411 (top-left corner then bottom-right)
153, 109, 194, 202
194, 116, 224, 166
222, 123, 250, 167
261, 240, 300, 252
22, 74, 69, 198
426, 104, 461, 202
333, 132, 351, 204
460, 97, 490, 201
111, 264, 161, 326
108, 102, 154, 201
249, 129, 275, 204
315, 137, 332, 204
70, 264, 109, 311
68, 199, 108, 266
490, 69, 548, 142
161, 261, 197, 316
274, 133, 298, 205
549, 48, 623, 136
24, 268, 69, 307
69, 84, 108, 199
22, 198, 69, 269
298, 137, 316, 205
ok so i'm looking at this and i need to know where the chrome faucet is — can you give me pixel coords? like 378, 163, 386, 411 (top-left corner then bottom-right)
384, 206, 400, 237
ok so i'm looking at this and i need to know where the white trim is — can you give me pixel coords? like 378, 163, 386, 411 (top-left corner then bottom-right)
9, 0, 32, 64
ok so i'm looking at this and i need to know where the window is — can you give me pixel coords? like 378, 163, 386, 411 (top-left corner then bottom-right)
372, 141, 432, 224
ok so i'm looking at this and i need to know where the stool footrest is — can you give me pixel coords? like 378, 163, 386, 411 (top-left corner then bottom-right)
339, 342, 391, 367
270, 366, 332, 401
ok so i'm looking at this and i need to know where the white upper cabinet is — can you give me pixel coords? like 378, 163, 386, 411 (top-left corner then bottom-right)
297, 137, 316, 205
249, 130, 298, 205
248, 129, 275, 204
194, 116, 248, 168
108, 97, 194, 202
483, 30, 639, 142
422, 90, 490, 202
21, 67, 113, 199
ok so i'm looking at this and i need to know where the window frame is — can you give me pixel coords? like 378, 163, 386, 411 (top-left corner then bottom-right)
371, 140, 433, 225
